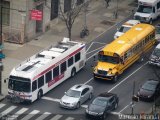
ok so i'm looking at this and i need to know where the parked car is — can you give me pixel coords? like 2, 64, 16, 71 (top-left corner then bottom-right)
137, 79, 160, 101
60, 84, 93, 109
86, 92, 119, 120
114, 19, 140, 39
149, 43, 160, 67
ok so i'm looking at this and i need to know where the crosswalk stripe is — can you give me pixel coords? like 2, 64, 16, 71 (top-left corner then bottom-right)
65, 117, 74, 120
21, 110, 39, 120
49, 114, 63, 120
9, 108, 28, 120
0, 103, 5, 109
0, 106, 17, 117
35, 112, 51, 120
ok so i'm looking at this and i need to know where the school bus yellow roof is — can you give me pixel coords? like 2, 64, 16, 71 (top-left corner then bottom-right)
102, 23, 155, 56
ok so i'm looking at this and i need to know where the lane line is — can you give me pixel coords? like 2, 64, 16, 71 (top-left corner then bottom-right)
83, 78, 93, 85
92, 41, 107, 44
119, 104, 130, 113
49, 114, 63, 120
65, 117, 75, 120
86, 46, 104, 55
86, 42, 94, 53
42, 96, 60, 102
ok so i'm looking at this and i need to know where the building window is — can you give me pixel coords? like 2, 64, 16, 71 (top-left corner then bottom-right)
1, 1, 10, 25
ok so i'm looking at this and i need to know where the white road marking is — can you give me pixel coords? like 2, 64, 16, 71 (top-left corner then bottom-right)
0, 106, 17, 117
86, 42, 94, 53
119, 104, 130, 113
49, 114, 63, 120
65, 117, 75, 120
81, 105, 88, 108
21, 110, 39, 120
35, 112, 51, 120
92, 41, 107, 45
0, 103, 5, 109
111, 112, 120, 115
86, 50, 99, 61
86, 46, 104, 55
42, 96, 60, 102
9, 108, 28, 120
108, 62, 148, 93
83, 78, 93, 85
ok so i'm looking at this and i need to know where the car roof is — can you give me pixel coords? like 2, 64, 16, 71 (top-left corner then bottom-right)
155, 43, 160, 49
98, 92, 116, 98
145, 80, 159, 85
123, 20, 140, 27
70, 84, 89, 91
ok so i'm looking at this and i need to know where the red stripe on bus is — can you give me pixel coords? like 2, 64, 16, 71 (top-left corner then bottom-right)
32, 46, 84, 80
48, 73, 64, 87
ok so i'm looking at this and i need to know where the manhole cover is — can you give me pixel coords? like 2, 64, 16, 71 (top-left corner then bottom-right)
100, 20, 115, 25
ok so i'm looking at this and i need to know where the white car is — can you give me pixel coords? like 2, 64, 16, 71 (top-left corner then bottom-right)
114, 20, 140, 39
60, 84, 93, 109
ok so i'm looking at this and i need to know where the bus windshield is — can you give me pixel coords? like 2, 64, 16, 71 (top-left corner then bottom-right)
98, 54, 119, 64
137, 5, 153, 13
8, 76, 31, 92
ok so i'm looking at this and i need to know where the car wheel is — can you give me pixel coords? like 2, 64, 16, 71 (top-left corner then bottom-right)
102, 113, 106, 120
71, 67, 76, 77
89, 93, 92, 100
76, 102, 80, 109
113, 75, 118, 83
114, 102, 118, 110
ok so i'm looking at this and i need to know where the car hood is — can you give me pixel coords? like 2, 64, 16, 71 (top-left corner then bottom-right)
134, 12, 151, 18
139, 88, 154, 97
88, 104, 105, 113
61, 95, 79, 103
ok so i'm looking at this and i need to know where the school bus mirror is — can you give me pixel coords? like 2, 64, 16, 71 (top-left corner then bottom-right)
93, 55, 96, 61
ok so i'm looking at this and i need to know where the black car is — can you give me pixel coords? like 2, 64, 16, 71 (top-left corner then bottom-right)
85, 92, 119, 120
137, 79, 160, 101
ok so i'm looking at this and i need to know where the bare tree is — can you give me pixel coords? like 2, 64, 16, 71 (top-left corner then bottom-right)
59, 1, 85, 40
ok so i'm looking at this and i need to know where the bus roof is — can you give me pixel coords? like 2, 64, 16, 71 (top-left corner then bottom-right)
10, 38, 85, 80
102, 23, 155, 56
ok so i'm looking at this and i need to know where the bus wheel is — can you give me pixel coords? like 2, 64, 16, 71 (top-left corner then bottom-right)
37, 90, 43, 100
71, 67, 76, 77
113, 75, 118, 83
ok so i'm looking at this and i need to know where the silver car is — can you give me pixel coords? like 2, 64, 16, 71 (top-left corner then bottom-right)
60, 84, 93, 109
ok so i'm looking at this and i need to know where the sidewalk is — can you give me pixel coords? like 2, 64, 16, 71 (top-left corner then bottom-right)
0, 0, 136, 101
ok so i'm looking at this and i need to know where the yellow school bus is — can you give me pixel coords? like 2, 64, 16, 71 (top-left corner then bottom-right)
93, 23, 155, 82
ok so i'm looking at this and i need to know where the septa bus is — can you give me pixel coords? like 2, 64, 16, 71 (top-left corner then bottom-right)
5, 38, 86, 103
93, 23, 156, 83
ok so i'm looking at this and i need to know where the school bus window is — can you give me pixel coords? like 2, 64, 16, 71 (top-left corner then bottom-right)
98, 54, 119, 64
61, 61, 67, 73
53, 66, 59, 78
45, 70, 52, 83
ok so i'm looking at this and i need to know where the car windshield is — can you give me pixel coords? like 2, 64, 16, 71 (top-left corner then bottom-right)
142, 82, 157, 91
66, 89, 81, 98
92, 97, 108, 107
119, 26, 131, 33
137, 5, 152, 13
152, 48, 160, 57
8, 76, 31, 92
98, 54, 119, 64
156, 26, 160, 34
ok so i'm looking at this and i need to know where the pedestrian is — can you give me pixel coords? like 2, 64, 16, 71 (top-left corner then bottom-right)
105, 0, 111, 8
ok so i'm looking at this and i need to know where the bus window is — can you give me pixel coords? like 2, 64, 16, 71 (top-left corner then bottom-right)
98, 54, 119, 64
75, 52, 81, 62
53, 66, 59, 78
38, 75, 44, 88
32, 80, 37, 92
45, 70, 52, 83
61, 61, 67, 73
68, 57, 74, 67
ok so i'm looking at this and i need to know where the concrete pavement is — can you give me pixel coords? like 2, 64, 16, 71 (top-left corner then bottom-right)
0, 0, 136, 101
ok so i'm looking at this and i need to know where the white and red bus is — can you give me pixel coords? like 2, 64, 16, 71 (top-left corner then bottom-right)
6, 38, 86, 103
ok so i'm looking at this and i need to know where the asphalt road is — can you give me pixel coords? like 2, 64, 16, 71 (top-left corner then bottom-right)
1, 19, 160, 120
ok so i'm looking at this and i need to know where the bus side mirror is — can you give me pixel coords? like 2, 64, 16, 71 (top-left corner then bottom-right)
93, 55, 96, 61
